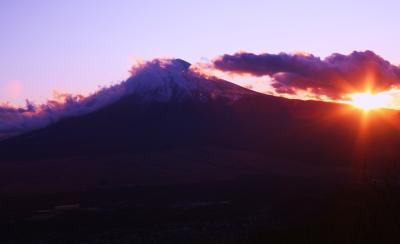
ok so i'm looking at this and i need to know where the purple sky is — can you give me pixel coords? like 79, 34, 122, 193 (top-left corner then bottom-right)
1, 0, 399, 105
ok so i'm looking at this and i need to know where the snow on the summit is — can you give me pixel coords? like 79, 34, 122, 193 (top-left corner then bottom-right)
126, 58, 253, 102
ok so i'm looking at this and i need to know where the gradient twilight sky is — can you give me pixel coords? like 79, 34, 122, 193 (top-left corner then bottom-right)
1, 0, 399, 105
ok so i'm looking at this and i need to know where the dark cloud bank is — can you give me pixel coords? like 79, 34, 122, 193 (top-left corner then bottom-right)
213, 50, 400, 99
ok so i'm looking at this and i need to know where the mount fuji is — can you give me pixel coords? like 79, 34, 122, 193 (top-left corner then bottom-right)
2, 58, 400, 244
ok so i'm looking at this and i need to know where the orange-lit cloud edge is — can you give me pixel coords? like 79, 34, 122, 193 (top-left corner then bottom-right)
190, 63, 400, 111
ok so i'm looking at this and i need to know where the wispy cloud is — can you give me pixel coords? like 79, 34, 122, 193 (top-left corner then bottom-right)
0, 60, 157, 138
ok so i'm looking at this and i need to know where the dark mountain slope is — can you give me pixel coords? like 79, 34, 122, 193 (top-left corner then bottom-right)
2, 89, 400, 170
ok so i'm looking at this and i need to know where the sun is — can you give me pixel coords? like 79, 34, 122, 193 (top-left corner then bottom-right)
349, 92, 391, 111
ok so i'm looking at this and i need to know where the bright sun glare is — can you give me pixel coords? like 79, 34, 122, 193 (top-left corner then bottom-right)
350, 92, 391, 111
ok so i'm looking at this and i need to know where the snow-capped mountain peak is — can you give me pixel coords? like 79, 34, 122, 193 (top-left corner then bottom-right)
125, 58, 254, 102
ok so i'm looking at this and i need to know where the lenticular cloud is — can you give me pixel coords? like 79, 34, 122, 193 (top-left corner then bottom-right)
212, 50, 400, 99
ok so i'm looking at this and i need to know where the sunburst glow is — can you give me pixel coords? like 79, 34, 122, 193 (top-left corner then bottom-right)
349, 92, 392, 111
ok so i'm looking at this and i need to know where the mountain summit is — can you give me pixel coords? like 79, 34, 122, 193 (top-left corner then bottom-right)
124, 58, 254, 102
